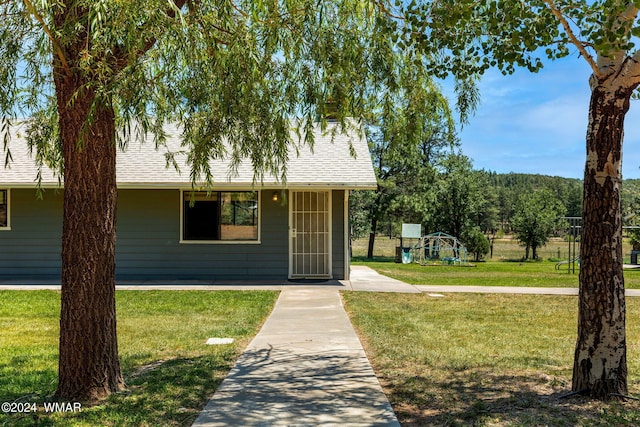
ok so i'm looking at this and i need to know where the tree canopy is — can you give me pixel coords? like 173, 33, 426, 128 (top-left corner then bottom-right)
2, 0, 465, 401
2, 1, 415, 178
360, 59, 463, 257
511, 187, 566, 260
394, 0, 640, 399
5, 0, 640, 402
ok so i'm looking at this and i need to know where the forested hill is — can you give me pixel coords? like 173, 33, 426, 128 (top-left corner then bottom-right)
485, 172, 640, 221
484, 172, 583, 219
485, 172, 582, 191
624, 178, 640, 194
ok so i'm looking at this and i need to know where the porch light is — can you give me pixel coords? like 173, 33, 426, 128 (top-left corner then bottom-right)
272, 191, 279, 202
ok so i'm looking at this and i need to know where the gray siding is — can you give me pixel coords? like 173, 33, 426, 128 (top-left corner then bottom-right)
331, 190, 346, 280
0, 189, 63, 279
0, 188, 349, 281
115, 189, 289, 280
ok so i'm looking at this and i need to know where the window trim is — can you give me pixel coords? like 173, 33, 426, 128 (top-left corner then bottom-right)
0, 189, 10, 231
179, 190, 261, 244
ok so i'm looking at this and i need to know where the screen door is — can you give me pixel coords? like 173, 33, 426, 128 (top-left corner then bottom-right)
290, 191, 331, 278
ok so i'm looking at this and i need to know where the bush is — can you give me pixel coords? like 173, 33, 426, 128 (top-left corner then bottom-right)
463, 227, 490, 262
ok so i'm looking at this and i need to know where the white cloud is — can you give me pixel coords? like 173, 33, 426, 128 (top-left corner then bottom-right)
454, 58, 640, 178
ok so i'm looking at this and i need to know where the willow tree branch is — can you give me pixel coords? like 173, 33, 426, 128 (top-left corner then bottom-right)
112, 0, 188, 71
372, 0, 405, 20
22, 0, 70, 72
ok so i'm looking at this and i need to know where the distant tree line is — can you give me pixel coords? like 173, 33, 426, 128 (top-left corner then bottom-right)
351, 166, 598, 261
486, 172, 582, 229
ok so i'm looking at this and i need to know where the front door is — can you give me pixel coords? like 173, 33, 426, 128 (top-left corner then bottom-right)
289, 191, 331, 278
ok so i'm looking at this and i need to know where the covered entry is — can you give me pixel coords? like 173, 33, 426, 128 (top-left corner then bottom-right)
289, 191, 331, 278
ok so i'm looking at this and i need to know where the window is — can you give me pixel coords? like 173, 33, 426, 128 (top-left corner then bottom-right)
182, 191, 259, 242
0, 190, 8, 229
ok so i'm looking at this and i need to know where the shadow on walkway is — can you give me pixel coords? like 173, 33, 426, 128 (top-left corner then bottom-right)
192, 288, 399, 426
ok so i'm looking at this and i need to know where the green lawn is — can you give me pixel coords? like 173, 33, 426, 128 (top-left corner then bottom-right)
5, 267, 640, 427
352, 235, 640, 288
353, 258, 582, 287
343, 292, 640, 426
352, 258, 640, 289
0, 290, 278, 427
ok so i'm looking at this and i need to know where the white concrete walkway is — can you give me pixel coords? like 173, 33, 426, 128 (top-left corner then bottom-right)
192, 288, 400, 426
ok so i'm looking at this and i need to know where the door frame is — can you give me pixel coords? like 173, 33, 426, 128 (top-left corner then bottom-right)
288, 190, 332, 279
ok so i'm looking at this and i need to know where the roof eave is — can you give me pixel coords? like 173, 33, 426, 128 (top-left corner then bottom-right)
2, 181, 378, 190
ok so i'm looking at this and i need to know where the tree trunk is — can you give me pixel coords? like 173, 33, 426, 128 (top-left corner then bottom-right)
53, 10, 123, 400
54, 74, 123, 401
572, 82, 631, 400
367, 219, 378, 259
367, 191, 384, 259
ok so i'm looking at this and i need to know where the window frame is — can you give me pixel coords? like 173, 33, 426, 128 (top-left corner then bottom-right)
180, 190, 261, 244
0, 189, 10, 231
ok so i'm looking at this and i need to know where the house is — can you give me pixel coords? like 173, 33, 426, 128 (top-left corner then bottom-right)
0, 122, 376, 283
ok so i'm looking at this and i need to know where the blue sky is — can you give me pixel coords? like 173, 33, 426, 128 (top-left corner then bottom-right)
447, 56, 640, 179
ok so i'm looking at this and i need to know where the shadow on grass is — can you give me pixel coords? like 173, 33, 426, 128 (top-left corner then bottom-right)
386, 370, 640, 427
0, 354, 235, 427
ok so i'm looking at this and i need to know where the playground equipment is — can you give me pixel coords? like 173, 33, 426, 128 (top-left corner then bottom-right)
398, 224, 422, 264
562, 217, 581, 274
555, 256, 580, 270
415, 232, 468, 265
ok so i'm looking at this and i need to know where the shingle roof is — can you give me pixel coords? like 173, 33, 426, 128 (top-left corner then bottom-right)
1, 122, 376, 189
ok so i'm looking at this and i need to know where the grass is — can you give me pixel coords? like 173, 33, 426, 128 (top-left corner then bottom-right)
0, 290, 278, 427
353, 235, 592, 261
352, 236, 640, 289
342, 292, 640, 426
353, 258, 585, 288
4, 237, 640, 427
